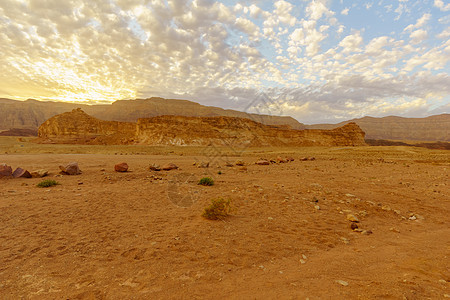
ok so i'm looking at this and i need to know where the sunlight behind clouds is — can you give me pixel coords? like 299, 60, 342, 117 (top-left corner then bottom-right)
0, 0, 448, 123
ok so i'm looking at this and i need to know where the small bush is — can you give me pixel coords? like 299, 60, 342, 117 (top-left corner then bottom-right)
202, 198, 231, 220
37, 179, 60, 188
218, 170, 222, 175
198, 177, 214, 186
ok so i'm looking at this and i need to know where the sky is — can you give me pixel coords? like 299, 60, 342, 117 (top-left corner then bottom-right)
0, 0, 449, 124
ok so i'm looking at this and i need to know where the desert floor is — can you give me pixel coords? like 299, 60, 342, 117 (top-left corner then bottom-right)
0, 137, 449, 299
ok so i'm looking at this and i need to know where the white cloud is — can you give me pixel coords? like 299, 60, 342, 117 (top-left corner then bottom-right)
434, 0, 450, 11
341, 8, 349, 15
404, 13, 431, 32
339, 32, 363, 53
410, 29, 428, 44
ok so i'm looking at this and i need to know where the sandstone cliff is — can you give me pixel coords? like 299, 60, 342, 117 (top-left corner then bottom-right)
38, 109, 366, 147
38, 108, 136, 145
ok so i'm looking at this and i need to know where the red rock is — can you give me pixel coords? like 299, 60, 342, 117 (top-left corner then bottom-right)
12, 167, 32, 178
59, 162, 81, 175
161, 163, 178, 171
115, 162, 129, 172
0, 164, 13, 178
256, 160, 270, 165
286, 156, 295, 162
149, 164, 161, 171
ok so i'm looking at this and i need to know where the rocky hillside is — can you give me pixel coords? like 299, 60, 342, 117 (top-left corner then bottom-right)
305, 114, 450, 141
38, 109, 366, 147
0, 98, 303, 132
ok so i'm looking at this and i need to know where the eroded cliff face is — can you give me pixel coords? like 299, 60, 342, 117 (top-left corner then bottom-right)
38, 108, 136, 145
38, 109, 366, 147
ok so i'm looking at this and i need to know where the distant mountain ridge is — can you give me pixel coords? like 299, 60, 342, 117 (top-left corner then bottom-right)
0, 98, 448, 141
305, 114, 449, 141
0, 97, 304, 132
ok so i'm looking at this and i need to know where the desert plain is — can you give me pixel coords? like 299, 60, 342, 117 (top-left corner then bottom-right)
0, 137, 449, 299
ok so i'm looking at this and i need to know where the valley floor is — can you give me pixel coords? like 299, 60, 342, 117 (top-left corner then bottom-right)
0, 139, 449, 299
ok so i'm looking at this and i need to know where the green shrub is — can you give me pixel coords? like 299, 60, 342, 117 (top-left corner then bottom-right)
198, 177, 214, 186
202, 198, 231, 220
37, 179, 60, 188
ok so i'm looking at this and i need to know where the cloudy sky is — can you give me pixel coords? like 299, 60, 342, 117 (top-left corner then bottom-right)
0, 0, 449, 123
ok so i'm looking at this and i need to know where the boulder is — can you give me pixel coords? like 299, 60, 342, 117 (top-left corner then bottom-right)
59, 162, 81, 175
12, 167, 32, 178
346, 214, 360, 223
161, 163, 178, 171
31, 169, 49, 178
256, 160, 270, 165
0, 164, 13, 178
115, 162, 129, 172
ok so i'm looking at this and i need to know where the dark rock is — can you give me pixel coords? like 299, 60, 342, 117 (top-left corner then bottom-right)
12, 167, 32, 178
115, 162, 129, 172
0, 164, 13, 178
235, 160, 245, 166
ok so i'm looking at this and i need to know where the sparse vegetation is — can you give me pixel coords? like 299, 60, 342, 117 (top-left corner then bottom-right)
198, 177, 214, 186
37, 179, 60, 188
202, 197, 231, 220
218, 170, 222, 175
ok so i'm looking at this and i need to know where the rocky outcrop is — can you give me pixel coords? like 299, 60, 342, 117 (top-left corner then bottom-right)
38, 109, 366, 147
38, 108, 136, 144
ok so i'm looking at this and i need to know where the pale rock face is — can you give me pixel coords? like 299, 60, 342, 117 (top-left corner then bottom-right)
38, 109, 367, 147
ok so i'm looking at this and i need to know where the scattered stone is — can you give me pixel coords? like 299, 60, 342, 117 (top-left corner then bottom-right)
235, 160, 245, 166
286, 156, 295, 162
336, 280, 348, 286
345, 193, 355, 197
381, 205, 391, 211
409, 215, 417, 221
361, 230, 373, 235
268, 217, 273, 220
197, 162, 210, 168
350, 222, 358, 230
149, 164, 161, 171
309, 157, 316, 161
393, 209, 401, 215
346, 214, 359, 222
300, 259, 306, 264
276, 156, 287, 163
59, 162, 81, 175
256, 160, 270, 165
225, 162, 234, 167
340, 237, 350, 244
314, 205, 320, 210
12, 167, 32, 178
30, 169, 48, 178
0, 163, 13, 178
114, 162, 129, 172
161, 163, 178, 171
390, 227, 400, 233
239, 166, 247, 171
269, 159, 277, 164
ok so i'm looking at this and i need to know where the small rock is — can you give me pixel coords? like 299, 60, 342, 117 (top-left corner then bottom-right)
31, 169, 49, 178
361, 230, 372, 235
286, 156, 295, 162
300, 259, 306, 264
235, 160, 245, 166
350, 222, 358, 230
268, 217, 273, 220
149, 164, 161, 171
256, 160, 270, 165
0, 163, 13, 178
345, 193, 355, 197
346, 214, 359, 222
239, 166, 247, 171
114, 162, 129, 172
409, 215, 417, 221
59, 162, 81, 175
381, 205, 391, 211
336, 280, 348, 286
225, 162, 234, 167
314, 205, 320, 210
161, 163, 178, 171
12, 167, 32, 178
197, 162, 210, 168
276, 156, 287, 163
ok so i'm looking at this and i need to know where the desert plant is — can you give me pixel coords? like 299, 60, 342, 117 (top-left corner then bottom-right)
202, 197, 231, 220
198, 177, 214, 186
218, 170, 222, 175
37, 179, 60, 188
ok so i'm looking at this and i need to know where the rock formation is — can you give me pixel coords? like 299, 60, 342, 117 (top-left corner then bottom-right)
38, 109, 366, 147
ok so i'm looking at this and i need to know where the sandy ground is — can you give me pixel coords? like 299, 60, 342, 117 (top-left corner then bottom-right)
0, 139, 449, 299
